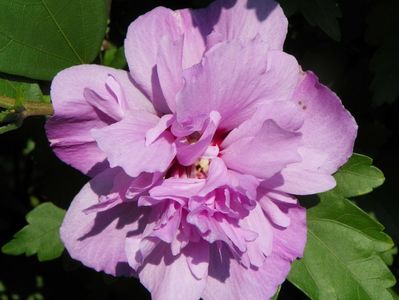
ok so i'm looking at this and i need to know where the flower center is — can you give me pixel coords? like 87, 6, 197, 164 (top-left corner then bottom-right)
193, 158, 210, 179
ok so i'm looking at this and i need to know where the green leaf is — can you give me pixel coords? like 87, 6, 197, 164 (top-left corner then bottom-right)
299, 0, 341, 41
0, 0, 107, 80
289, 195, 396, 300
0, 78, 52, 134
2, 202, 66, 261
0, 78, 45, 104
103, 45, 127, 69
326, 154, 385, 198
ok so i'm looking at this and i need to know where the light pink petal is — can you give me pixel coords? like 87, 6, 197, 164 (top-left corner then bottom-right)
240, 204, 273, 267
203, 205, 306, 300
60, 168, 150, 276
125, 237, 160, 271
176, 41, 300, 131
262, 147, 337, 195
126, 172, 163, 199
46, 65, 152, 176
92, 110, 176, 177
291, 71, 358, 174
125, 7, 206, 113
176, 111, 221, 166
151, 207, 182, 243
221, 119, 302, 179
222, 100, 304, 147
156, 36, 184, 112
227, 170, 260, 200
148, 178, 205, 201
145, 114, 174, 146
139, 243, 206, 300
260, 196, 291, 228
198, 157, 229, 196
185, 240, 209, 280
193, 0, 288, 50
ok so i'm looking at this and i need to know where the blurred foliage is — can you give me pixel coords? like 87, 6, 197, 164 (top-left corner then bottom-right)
1, 0, 399, 299
279, 0, 342, 40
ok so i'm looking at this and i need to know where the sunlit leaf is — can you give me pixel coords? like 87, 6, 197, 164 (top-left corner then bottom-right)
289, 195, 396, 300
0, 0, 107, 80
326, 154, 385, 198
2, 203, 66, 261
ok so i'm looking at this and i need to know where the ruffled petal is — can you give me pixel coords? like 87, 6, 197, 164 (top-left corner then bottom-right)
138, 243, 207, 300
221, 119, 302, 179
92, 110, 176, 177
290, 71, 358, 174
202, 204, 306, 300
193, 0, 288, 50
125, 7, 206, 112
175, 41, 300, 131
156, 36, 184, 112
60, 168, 150, 276
46, 65, 152, 176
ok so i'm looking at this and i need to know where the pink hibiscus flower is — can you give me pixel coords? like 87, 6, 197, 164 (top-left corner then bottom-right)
46, 0, 357, 299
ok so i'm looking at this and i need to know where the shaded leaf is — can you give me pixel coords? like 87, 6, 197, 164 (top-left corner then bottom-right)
2, 202, 66, 261
370, 38, 399, 105
0, 0, 107, 80
299, 0, 341, 41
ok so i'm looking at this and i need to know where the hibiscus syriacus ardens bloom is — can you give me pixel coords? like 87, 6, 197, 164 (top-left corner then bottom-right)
46, 0, 357, 299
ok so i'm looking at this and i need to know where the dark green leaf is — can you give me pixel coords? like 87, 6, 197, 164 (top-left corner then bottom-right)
2, 202, 66, 261
370, 38, 399, 105
0, 0, 107, 80
277, 0, 299, 17
299, 0, 341, 41
289, 195, 396, 300
326, 154, 385, 198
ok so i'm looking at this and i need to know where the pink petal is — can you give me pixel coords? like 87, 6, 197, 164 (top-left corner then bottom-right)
175, 41, 300, 131
194, 0, 288, 50
156, 36, 184, 112
92, 110, 176, 177
125, 7, 206, 113
263, 147, 337, 195
221, 119, 302, 179
60, 168, 150, 276
198, 157, 229, 196
46, 65, 152, 176
185, 240, 210, 280
222, 100, 304, 147
202, 204, 306, 300
149, 178, 205, 200
240, 205, 273, 267
139, 243, 207, 300
125, 237, 159, 271
259, 196, 291, 228
290, 71, 358, 174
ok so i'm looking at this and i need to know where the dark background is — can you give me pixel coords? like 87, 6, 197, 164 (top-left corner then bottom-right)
1, 0, 398, 298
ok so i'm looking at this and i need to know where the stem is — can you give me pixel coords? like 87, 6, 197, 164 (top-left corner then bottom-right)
0, 95, 54, 117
